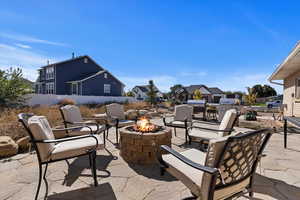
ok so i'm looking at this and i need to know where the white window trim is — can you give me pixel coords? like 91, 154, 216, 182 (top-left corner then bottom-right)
104, 84, 111, 94
295, 78, 300, 99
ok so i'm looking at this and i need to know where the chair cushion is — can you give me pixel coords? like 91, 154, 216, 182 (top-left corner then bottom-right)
68, 125, 106, 136
49, 134, 104, 161
118, 120, 135, 127
162, 149, 207, 197
218, 109, 237, 136
188, 128, 220, 141
60, 105, 83, 123
174, 105, 193, 121
106, 103, 125, 120
28, 116, 55, 162
166, 120, 191, 128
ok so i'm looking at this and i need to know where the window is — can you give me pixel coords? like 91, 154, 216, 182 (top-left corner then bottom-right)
104, 73, 108, 79
46, 66, 54, 80
296, 79, 300, 99
104, 84, 111, 94
46, 82, 54, 94
72, 83, 78, 95
84, 58, 88, 63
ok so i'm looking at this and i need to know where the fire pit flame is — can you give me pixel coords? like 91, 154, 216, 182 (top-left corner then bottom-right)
133, 117, 159, 133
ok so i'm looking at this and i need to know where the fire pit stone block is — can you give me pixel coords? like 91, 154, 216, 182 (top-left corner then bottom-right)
119, 126, 172, 165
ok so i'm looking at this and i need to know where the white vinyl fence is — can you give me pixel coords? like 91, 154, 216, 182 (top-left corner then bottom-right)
24, 94, 136, 106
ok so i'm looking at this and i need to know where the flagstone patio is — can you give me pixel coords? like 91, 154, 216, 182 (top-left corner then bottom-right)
1, 118, 300, 200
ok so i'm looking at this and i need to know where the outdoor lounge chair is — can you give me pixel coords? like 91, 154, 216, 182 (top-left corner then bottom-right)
105, 103, 135, 144
60, 105, 106, 145
188, 109, 239, 150
157, 128, 273, 200
18, 113, 104, 200
163, 104, 193, 143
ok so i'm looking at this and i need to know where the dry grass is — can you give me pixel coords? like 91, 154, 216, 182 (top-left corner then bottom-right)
0, 102, 151, 141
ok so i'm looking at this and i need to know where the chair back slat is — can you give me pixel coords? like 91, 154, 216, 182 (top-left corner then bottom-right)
218, 109, 237, 136
214, 128, 272, 189
174, 105, 193, 122
106, 103, 125, 120
60, 105, 83, 123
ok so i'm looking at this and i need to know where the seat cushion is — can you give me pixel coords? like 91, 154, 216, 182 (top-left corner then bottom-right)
218, 109, 237, 136
69, 125, 106, 136
174, 105, 193, 121
49, 134, 104, 161
162, 149, 207, 196
60, 105, 83, 123
165, 120, 191, 128
189, 128, 220, 141
106, 103, 126, 120
28, 116, 56, 162
118, 120, 135, 127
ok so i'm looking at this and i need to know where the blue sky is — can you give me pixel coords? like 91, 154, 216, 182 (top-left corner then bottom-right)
0, 0, 298, 93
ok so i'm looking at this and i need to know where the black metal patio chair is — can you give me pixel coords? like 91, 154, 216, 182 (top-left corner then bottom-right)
157, 128, 273, 200
18, 113, 104, 200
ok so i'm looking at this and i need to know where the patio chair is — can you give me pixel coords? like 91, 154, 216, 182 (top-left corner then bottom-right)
188, 109, 239, 150
18, 113, 104, 200
157, 128, 273, 200
105, 103, 135, 144
163, 104, 193, 143
60, 105, 106, 145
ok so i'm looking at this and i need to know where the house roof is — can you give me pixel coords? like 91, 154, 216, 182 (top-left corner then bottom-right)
184, 85, 211, 95
39, 55, 125, 86
208, 87, 224, 94
269, 41, 300, 81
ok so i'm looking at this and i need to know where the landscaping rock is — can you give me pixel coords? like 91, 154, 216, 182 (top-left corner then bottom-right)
16, 136, 30, 152
0, 136, 18, 157
125, 109, 138, 120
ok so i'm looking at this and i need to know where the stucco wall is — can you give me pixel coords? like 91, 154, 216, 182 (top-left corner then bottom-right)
284, 70, 300, 116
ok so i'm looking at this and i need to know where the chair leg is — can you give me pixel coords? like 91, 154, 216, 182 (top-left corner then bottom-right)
92, 151, 98, 186
103, 130, 106, 147
174, 127, 177, 136
185, 127, 188, 144
160, 167, 165, 176
35, 163, 43, 200
106, 127, 109, 139
43, 163, 49, 200
89, 153, 92, 168
116, 126, 119, 144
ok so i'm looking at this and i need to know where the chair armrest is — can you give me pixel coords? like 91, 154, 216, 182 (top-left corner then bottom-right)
35, 134, 98, 145
188, 125, 232, 133
192, 120, 220, 126
52, 125, 93, 134
160, 145, 218, 175
162, 116, 174, 125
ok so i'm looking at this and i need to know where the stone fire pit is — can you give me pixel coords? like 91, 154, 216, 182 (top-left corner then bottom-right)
119, 125, 172, 165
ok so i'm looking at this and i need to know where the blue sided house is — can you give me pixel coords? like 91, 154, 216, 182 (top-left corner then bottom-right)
35, 55, 125, 96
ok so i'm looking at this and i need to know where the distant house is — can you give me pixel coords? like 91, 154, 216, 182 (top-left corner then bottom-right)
35, 55, 125, 96
208, 87, 226, 103
172, 85, 225, 103
132, 85, 163, 101
269, 42, 300, 116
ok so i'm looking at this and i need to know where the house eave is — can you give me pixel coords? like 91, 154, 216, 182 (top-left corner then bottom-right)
269, 41, 300, 81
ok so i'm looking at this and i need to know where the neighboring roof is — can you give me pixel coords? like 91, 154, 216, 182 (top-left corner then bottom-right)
66, 70, 105, 83
208, 87, 224, 94
269, 41, 300, 81
184, 85, 211, 95
134, 85, 160, 93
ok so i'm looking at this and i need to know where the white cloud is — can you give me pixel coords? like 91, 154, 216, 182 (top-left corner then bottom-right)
14, 43, 31, 49
0, 43, 55, 81
120, 75, 177, 92
0, 32, 67, 46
